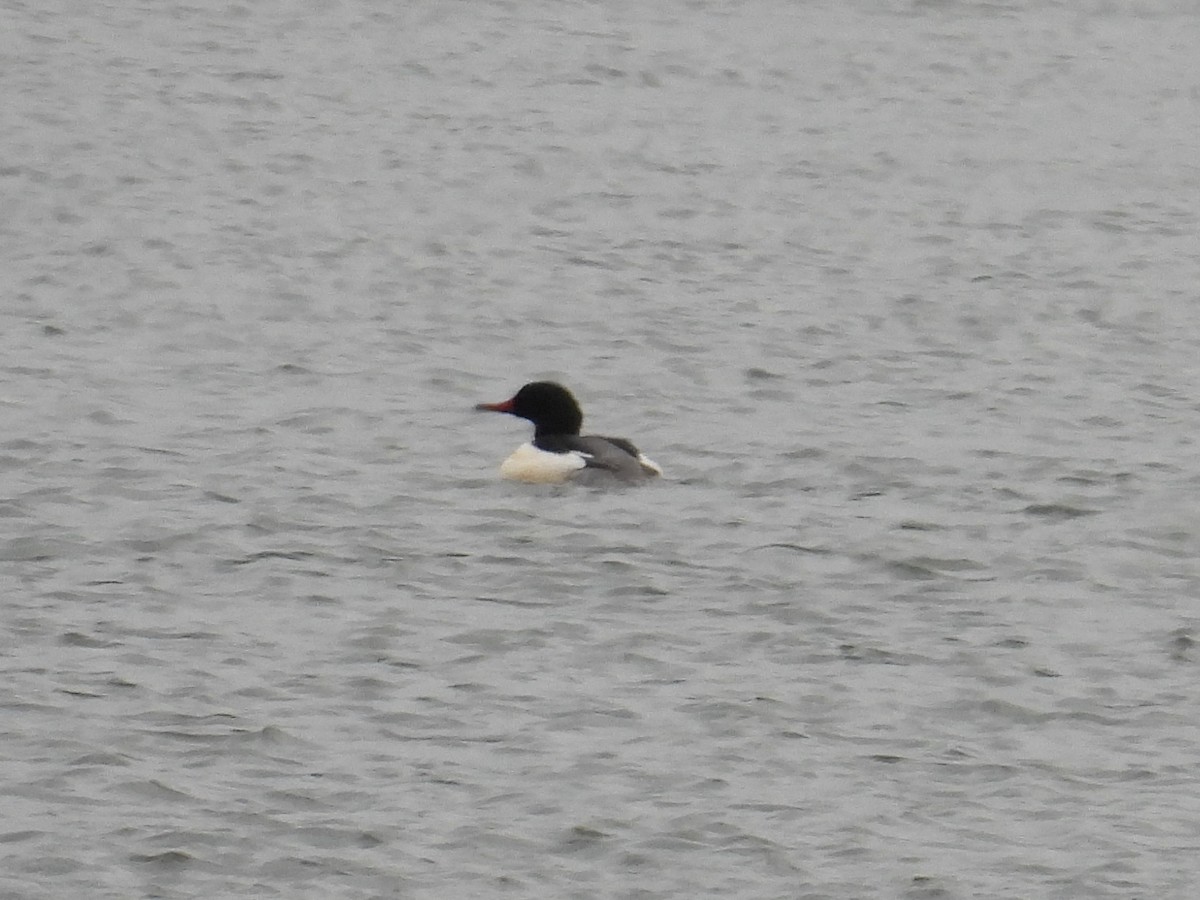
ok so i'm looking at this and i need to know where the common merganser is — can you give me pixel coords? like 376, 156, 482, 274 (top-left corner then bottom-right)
475, 382, 662, 485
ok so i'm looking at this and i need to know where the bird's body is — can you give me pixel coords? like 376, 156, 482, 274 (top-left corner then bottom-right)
476, 382, 661, 485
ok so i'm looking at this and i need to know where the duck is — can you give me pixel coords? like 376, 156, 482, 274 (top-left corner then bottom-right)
475, 382, 662, 485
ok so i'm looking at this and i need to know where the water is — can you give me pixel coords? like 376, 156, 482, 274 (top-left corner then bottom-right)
4, 1, 1200, 897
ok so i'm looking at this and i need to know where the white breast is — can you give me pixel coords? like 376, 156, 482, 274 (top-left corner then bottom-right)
499, 442, 589, 483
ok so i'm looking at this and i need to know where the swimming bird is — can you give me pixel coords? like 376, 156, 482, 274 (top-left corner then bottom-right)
475, 381, 662, 485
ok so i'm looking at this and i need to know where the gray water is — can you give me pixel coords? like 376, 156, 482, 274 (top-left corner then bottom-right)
4, 1, 1200, 897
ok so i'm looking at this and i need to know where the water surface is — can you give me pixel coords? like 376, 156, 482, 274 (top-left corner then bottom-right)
4, 1, 1200, 897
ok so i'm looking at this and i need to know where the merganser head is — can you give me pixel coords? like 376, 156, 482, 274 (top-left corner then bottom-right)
475, 382, 583, 437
